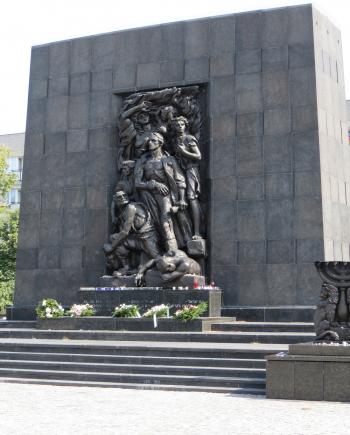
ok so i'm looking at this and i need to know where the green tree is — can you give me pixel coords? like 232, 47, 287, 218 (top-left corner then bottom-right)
0, 145, 18, 311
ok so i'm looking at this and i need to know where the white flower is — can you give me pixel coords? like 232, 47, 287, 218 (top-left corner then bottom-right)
45, 307, 51, 313
42, 300, 47, 307
46, 313, 52, 318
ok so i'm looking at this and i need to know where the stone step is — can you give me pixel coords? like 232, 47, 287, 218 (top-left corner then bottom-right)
0, 341, 280, 359
0, 329, 315, 344
0, 359, 266, 379
0, 351, 266, 368
0, 321, 37, 329
0, 367, 266, 389
211, 322, 314, 333
0, 377, 266, 395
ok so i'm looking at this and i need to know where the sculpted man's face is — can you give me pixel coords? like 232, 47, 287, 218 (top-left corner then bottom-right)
137, 111, 150, 125
148, 134, 163, 151
114, 192, 129, 207
173, 119, 186, 134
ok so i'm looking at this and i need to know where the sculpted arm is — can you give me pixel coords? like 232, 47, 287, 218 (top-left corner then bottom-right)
110, 205, 136, 248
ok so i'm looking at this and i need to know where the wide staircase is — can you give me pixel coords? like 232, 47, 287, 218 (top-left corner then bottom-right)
0, 320, 315, 395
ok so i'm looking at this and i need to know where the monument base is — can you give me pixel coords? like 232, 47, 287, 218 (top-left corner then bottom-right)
266, 342, 350, 402
37, 316, 234, 332
79, 287, 221, 317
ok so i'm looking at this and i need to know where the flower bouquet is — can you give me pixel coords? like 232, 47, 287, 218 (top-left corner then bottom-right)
66, 303, 95, 317
36, 298, 64, 319
142, 304, 169, 318
112, 304, 141, 318
173, 301, 208, 322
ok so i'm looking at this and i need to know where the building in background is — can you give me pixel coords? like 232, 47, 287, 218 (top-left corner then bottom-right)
346, 100, 350, 145
0, 133, 24, 209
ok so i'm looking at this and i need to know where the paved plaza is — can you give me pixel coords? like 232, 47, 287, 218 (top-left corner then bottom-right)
0, 382, 349, 435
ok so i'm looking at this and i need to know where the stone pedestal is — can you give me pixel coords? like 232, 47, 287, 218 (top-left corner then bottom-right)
266, 342, 350, 402
79, 287, 221, 317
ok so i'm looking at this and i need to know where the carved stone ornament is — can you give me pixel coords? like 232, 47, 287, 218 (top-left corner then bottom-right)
313, 261, 350, 341
103, 86, 206, 287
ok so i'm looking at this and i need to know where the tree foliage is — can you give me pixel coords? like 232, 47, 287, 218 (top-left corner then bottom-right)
0, 146, 17, 205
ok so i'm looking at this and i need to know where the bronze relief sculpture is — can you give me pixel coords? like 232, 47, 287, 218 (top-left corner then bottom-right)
104, 86, 206, 286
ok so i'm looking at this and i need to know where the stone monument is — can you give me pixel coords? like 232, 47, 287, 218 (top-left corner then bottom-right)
11, 4, 350, 319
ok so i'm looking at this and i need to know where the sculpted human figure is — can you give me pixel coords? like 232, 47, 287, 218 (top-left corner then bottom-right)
135, 249, 201, 286
172, 116, 202, 239
103, 191, 161, 276
134, 132, 189, 251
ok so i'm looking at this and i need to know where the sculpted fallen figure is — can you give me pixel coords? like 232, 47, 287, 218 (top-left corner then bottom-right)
135, 249, 201, 286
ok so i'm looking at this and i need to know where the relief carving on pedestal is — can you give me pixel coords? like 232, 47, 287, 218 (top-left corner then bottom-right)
103, 86, 206, 286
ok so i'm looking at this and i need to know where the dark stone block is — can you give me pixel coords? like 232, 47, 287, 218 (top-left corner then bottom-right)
84, 209, 108, 245
16, 248, 38, 270
211, 138, 235, 178
70, 73, 91, 96
26, 98, 47, 133
211, 114, 235, 141
91, 70, 113, 92
235, 73, 262, 113
184, 20, 209, 58
38, 247, 61, 269
289, 44, 315, 69
86, 186, 108, 209
114, 30, 138, 64
235, 12, 261, 51
210, 237, 237, 268
295, 171, 321, 197
294, 361, 324, 400
237, 264, 267, 305
263, 135, 291, 173
289, 67, 316, 107
238, 241, 266, 264
68, 95, 90, 130
236, 136, 263, 176
267, 239, 295, 264
236, 113, 263, 137
48, 76, 69, 97
293, 131, 320, 172
41, 189, 63, 211
211, 201, 236, 240
113, 64, 136, 90
39, 212, 62, 247
22, 158, 41, 189
49, 42, 70, 76
137, 26, 162, 63
136, 62, 160, 88
45, 132, 66, 155
266, 360, 294, 399
40, 154, 65, 189
324, 362, 350, 402
30, 46, 49, 80
267, 264, 297, 305
209, 16, 235, 55
67, 129, 88, 153
237, 176, 264, 200
87, 150, 116, 187
29, 79, 48, 99
185, 57, 209, 82
91, 34, 115, 71
160, 23, 184, 60
89, 127, 112, 151
61, 247, 83, 269
288, 5, 313, 44
262, 70, 289, 108
262, 46, 288, 71
265, 173, 293, 198
20, 190, 41, 213
236, 50, 261, 74
160, 60, 184, 85
89, 92, 111, 128
211, 267, 238, 305
261, 9, 288, 48
46, 96, 68, 133
292, 105, 318, 132
297, 239, 324, 263
64, 152, 88, 187
266, 199, 293, 240
211, 176, 236, 201
63, 187, 86, 209
63, 210, 85, 245
237, 201, 265, 241
296, 263, 321, 305
295, 197, 323, 239
210, 76, 235, 115
71, 38, 91, 74
210, 55, 234, 77
264, 107, 291, 135
24, 133, 45, 158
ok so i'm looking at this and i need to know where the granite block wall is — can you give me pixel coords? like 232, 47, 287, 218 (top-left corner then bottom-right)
14, 4, 348, 314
